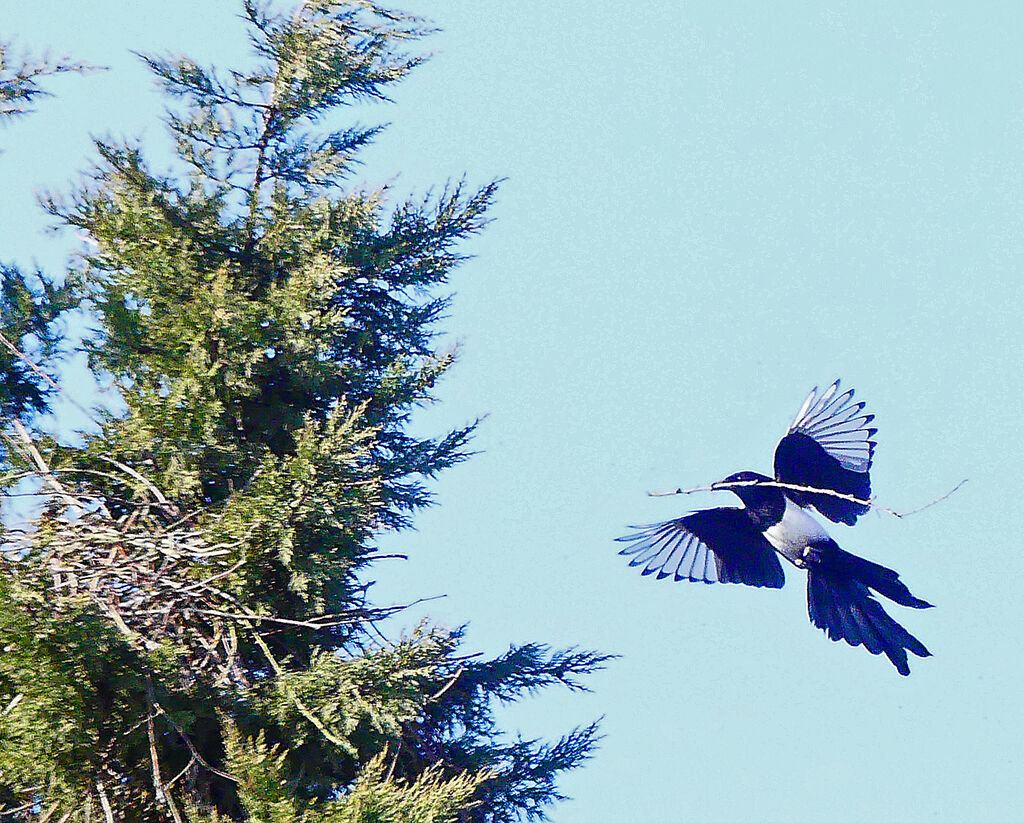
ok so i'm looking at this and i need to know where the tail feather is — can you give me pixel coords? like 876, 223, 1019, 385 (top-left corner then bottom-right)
824, 545, 933, 609
806, 545, 932, 676
834, 589, 882, 654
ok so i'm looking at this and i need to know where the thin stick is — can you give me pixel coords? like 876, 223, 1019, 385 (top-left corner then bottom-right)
428, 667, 464, 702
889, 478, 968, 517
147, 679, 185, 823
0, 329, 100, 426
0, 800, 38, 817
385, 740, 403, 782
195, 595, 445, 630
153, 701, 237, 782
194, 608, 378, 629
94, 454, 173, 509
11, 420, 83, 514
648, 478, 968, 519
251, 632, 351, 751
165, 755, 198, 789
94, 781, 114, 823
36, 800, 63, 823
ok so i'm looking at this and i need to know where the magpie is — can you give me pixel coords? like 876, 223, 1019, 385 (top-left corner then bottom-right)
617, 380, 933, 676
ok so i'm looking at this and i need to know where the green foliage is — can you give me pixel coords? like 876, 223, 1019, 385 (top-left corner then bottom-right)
0, 265, 74, 418
0, 41, 95, 121
210, 726, 485, 823
0, 4, 611, 822
0, 577, 155, 820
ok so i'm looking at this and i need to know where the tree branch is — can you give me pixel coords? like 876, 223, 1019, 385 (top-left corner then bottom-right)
94, 781, 115, 823
146, 678, 186, 823
0, 329, 100, 426
251, 631, 351, 751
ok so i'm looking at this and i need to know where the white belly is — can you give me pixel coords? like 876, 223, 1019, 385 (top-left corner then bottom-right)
762, 497, 831, 560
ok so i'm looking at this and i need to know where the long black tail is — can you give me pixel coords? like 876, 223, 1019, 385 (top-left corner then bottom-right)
805, 544, 932, 676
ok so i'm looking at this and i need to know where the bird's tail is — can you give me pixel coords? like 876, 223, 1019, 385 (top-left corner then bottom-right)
819, 545, 933, 609
805, 544, 932, 676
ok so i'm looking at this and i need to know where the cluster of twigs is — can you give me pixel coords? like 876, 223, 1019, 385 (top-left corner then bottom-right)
0, 421, 412, 691
0, 419, 436, 821
0, 417, 253, 686
0, 432, 443, 822
2, 501, 255, 686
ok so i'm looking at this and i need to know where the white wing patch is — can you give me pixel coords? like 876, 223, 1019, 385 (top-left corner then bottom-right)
789, 380, 876, 473
617, 521, 718, 583
762, 497, 831, 560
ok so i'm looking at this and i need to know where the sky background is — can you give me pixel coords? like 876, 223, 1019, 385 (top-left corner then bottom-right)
3, 2, 1023, 821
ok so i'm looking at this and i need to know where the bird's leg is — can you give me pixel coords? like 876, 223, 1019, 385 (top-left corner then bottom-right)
776, 549, 807, 569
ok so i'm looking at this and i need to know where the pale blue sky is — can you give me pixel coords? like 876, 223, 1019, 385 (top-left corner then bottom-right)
3, 2, 1023, 821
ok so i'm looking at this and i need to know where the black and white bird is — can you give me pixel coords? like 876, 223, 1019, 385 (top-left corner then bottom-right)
617, 380, 932, 675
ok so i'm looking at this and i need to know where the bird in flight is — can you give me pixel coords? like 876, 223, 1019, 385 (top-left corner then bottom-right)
617, 380, 932, 675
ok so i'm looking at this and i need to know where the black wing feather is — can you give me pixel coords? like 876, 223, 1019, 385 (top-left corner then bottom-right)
617, 507, 785, 589
775, 380, 877, 525
775, 432, 871, 524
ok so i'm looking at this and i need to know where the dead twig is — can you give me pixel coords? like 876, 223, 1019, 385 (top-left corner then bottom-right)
0, 799, 38, 817
10, 420, 83, 514
648, 478, 968, 519
94, 780, 115, 823
153, 701, 237, 783
146, 678, 185, 823
885, 479, 969, 517
35, 801, 63, 823
165, 755, 198, 790
0, 329, 100, 426
428, 667, 464, 702
94, 454, 174, 511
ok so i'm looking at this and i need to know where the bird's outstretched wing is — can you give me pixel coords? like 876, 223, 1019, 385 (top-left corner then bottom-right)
774, 380, 877, 525
616, 507, 785, 588
804, 542, 932, 676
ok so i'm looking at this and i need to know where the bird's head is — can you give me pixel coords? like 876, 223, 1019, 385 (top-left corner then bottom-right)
711, 470, 773, 490
711, 471, 783, 520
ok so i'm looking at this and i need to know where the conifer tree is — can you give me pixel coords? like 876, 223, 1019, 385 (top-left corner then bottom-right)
0, 4, 609, 822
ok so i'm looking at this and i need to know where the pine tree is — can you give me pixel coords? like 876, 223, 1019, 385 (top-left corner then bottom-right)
0, 4, 610, 822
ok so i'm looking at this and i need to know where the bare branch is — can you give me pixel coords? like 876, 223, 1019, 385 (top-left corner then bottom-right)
0, 329, 100, 426
10, 419, 83, 514
428, 666, 464, 702
146, 679, 185, 823
2, 693, 24, 716
153, 701, 237, 783
94, 781, 115, 823
94, 454, 174, 510
884, 479, 969, 518
35, 801, 63, 823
